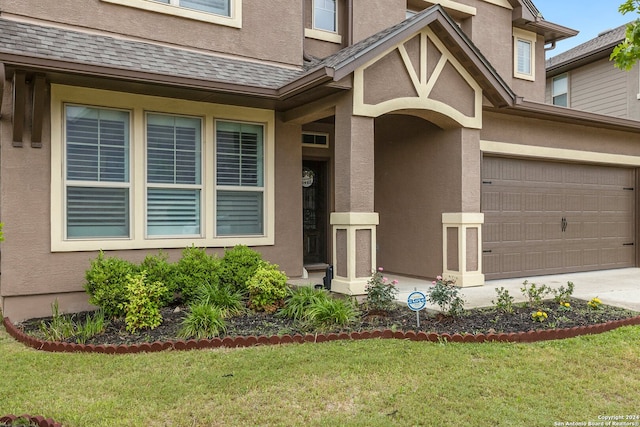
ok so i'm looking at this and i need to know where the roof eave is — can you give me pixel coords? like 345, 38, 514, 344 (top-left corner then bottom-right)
546, 41, 622, 75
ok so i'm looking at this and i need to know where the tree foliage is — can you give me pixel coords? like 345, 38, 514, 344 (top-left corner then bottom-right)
611, 0, 640, 70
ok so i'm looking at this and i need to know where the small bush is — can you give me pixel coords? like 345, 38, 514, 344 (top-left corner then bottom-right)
140, 251, 176, 306
246, 265, 289, 313
196, 281, 245, 317
38, 300, 106, 344
306, 298, 359, 329
278, 286, 331, 321
84, 251, 138, 318
553, 281, 575, 304
218, 245, 264, 291
520, 280, 551, 309
75, 310, 107, 344
118, 271, 168, 333
365, 268, 399, 312
179, 303, 226, 339
427, 275, 465, 317
492, 287, 515, 314
174, 246, 220, 304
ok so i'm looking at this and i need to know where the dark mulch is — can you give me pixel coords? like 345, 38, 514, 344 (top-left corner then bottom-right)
16, 297, 639, 346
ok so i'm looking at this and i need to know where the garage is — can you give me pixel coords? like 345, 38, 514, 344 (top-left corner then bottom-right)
482, 156, 636, 280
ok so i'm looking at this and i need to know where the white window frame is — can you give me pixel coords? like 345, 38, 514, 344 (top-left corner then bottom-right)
301, 131, 329, 148
513, 28, 536, 81
101, 0, 242, 28
51, 84, 275, 251
552, 74, 569, 107
305, 0, 342, 44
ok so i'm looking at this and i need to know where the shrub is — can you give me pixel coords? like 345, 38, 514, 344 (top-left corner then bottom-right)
365, 267, 399, 312
75, 310, 107, 344
520, 280, 551, 309
179, 303, 226, 339
38, 300, 106, 344
246, 265, 289, 313
196, 281, 245, 317
306, 298, 359, 329
427, 275, 465, 317
118, 271, 168, 333
553, 281, 575, 305
140, 251, 176, 306
278, 286, 331, 321
84, 251, 138, 318
218, 245, 264, 291
174, 246, 220, 304
492, 287, 515, 314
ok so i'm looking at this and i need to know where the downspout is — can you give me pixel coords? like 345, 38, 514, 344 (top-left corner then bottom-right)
545, 41, 556, 51
347, 0, 353, 45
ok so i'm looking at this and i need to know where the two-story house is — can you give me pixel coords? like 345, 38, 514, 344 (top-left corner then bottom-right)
2, 0, 640, 321
546, 23, 640, 120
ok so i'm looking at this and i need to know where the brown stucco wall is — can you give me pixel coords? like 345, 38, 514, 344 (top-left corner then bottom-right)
374, 114, 474, 279
0, 82, 303, 321
1, 0, 303, 66
351, 0, 404, 43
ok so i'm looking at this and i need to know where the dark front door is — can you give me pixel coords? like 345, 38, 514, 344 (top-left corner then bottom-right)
303, 160, 328, 266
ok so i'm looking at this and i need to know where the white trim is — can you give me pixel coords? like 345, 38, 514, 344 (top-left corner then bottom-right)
513, 28, 536, 81
480, 140, 640, 166
304, 28, 342, 44
312, 0, 338, 33
551, 73, 569, 107
413, 0, 476, 16
51, 84, 275, 252
101, 0, 242, 28
480, 0, 511, 9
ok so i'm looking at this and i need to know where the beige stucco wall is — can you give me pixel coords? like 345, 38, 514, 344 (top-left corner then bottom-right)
1, 0, 303, 66
374, 114, 476, 279
0, 82, 303, 321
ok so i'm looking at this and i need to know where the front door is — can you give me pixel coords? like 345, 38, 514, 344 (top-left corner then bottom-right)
303, 160, 328, 266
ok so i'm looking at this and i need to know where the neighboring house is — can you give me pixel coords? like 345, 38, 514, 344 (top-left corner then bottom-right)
1, 0, 640, 321
546, 23, 640, 119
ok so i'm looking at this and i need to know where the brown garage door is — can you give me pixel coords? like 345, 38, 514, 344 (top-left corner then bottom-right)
482, 157, 636, 280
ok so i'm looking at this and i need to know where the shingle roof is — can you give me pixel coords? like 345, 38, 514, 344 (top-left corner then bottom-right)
0, 18, 305, 90
546, 23, 628, 70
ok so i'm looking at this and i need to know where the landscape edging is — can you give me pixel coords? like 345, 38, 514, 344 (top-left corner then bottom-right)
4, 315, 640, 354
0, 414, 62, 427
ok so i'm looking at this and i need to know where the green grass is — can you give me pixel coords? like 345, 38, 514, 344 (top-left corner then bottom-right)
1, 325, 640, 426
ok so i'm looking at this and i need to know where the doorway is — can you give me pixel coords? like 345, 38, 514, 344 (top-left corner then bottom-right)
303, 160, 329, 267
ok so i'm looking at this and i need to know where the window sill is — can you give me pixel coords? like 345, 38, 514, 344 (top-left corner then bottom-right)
514, 73, 535, 82
101, 0, 242, 28
304, 28, 342, 44
51, 236, 274, 252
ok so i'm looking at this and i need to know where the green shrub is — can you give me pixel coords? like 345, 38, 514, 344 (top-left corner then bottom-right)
75, 310, 107, 344
520, 280, 551, 309
84, 251, 138, 318
140, 251, 176, 306
174, 246, 220, 304
218, 245, 264, 291
179, 303, 226, 339
492, 287, 515, 314
553, 281, 575, 304
365, 268, 399, 312
196, 281, 245, 317
118, 271, 168, 333
306, 298, 359, 329
278, 286, 330, 321
246, 265, 289, 313
427, 276, 465, 317
38, 300, 106, 344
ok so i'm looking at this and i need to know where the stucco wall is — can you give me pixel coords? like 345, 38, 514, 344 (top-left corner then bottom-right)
1, 0, 303, 66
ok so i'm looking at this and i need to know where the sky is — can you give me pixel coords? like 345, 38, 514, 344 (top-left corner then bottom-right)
533, 0, 633, 57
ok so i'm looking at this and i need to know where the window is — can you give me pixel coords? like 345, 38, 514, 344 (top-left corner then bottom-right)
151, 0, 230, 16
552, 74, 568, 107
302, 132, 329, 147
513, 28, 536, 81
52, 85, 274, 251
146, 113, 202, 236
101, 0, 241, 27
314, 0, 337, 32
65, 105, 130, 239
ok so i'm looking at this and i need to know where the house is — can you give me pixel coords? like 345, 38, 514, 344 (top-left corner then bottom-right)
1, 0, 640, 321
546, 23, 640, 119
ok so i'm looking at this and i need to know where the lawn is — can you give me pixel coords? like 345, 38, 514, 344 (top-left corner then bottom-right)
1, 325, 640, 426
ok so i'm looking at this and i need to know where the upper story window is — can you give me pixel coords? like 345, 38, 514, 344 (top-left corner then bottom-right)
552, 74, 568, 107
513, 28, 536, 81
101, 0, 242, 28
314, 0, 337, 32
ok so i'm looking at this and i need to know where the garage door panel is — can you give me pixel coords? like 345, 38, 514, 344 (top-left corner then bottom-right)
482, 157, 636, 279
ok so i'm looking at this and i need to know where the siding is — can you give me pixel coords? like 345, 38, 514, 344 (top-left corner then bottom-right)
570, 58, 628, 118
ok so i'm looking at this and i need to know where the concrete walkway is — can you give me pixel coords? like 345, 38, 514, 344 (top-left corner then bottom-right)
292, 268, 640, 312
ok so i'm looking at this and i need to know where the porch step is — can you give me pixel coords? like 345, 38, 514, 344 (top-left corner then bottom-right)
304, 263, 330, 272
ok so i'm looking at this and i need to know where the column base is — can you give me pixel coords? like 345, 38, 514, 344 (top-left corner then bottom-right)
330, 277, 369, 295
446, 271, 485, 288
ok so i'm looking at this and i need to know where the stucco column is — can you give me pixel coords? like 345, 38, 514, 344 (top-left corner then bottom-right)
330, 92, 378, 295
442, 128, 485, 287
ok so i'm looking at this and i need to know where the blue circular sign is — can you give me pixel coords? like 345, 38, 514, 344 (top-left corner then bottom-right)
407, 291, 426, 311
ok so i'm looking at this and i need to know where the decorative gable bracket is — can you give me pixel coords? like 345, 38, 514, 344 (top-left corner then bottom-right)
10, 70, 46, 148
